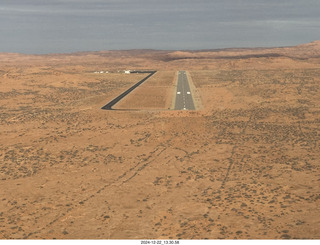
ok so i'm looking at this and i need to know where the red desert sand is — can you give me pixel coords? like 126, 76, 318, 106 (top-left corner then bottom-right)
0, 41, 320, 239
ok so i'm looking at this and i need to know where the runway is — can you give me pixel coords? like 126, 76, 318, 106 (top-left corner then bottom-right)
101, 71, 156, 110
174, 71, 195, 110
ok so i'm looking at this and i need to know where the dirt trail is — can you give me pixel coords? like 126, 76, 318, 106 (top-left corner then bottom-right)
1, 45, 320, 239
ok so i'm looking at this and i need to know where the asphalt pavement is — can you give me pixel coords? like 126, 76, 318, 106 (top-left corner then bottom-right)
174, 71, 195, 110
101, 71, 156, 110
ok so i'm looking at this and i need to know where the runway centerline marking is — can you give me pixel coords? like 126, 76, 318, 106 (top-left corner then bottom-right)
174, 71, 195, 110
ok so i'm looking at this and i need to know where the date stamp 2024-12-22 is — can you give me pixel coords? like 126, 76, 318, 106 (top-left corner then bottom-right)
141, 240, 180, 245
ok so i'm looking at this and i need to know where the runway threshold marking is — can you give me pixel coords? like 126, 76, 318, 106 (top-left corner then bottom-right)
174, 71, 195, 110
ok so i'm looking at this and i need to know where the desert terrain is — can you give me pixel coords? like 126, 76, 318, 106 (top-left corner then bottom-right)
0, 41, 320, 239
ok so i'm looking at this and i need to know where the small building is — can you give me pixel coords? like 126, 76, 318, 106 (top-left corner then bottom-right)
124, 70, 131, 74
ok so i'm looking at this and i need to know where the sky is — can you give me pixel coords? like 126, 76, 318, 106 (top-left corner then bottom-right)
1, 0, 320, 54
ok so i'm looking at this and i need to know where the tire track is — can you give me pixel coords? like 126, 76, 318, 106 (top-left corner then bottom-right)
24, 143, 169, 238
219, 112, 255, 190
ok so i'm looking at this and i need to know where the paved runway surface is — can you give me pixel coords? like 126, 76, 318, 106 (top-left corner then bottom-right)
174, 71, 195, 110
101, 71, 156, 110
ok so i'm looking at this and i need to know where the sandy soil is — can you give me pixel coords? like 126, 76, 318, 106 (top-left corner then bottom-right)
0, 42, 320, 239
114, 71, 176, 110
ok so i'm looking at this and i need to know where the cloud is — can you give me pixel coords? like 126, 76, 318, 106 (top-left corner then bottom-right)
1, 0, 320, 53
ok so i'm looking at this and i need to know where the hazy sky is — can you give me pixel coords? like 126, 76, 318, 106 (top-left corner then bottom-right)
1, 0, 320, 54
